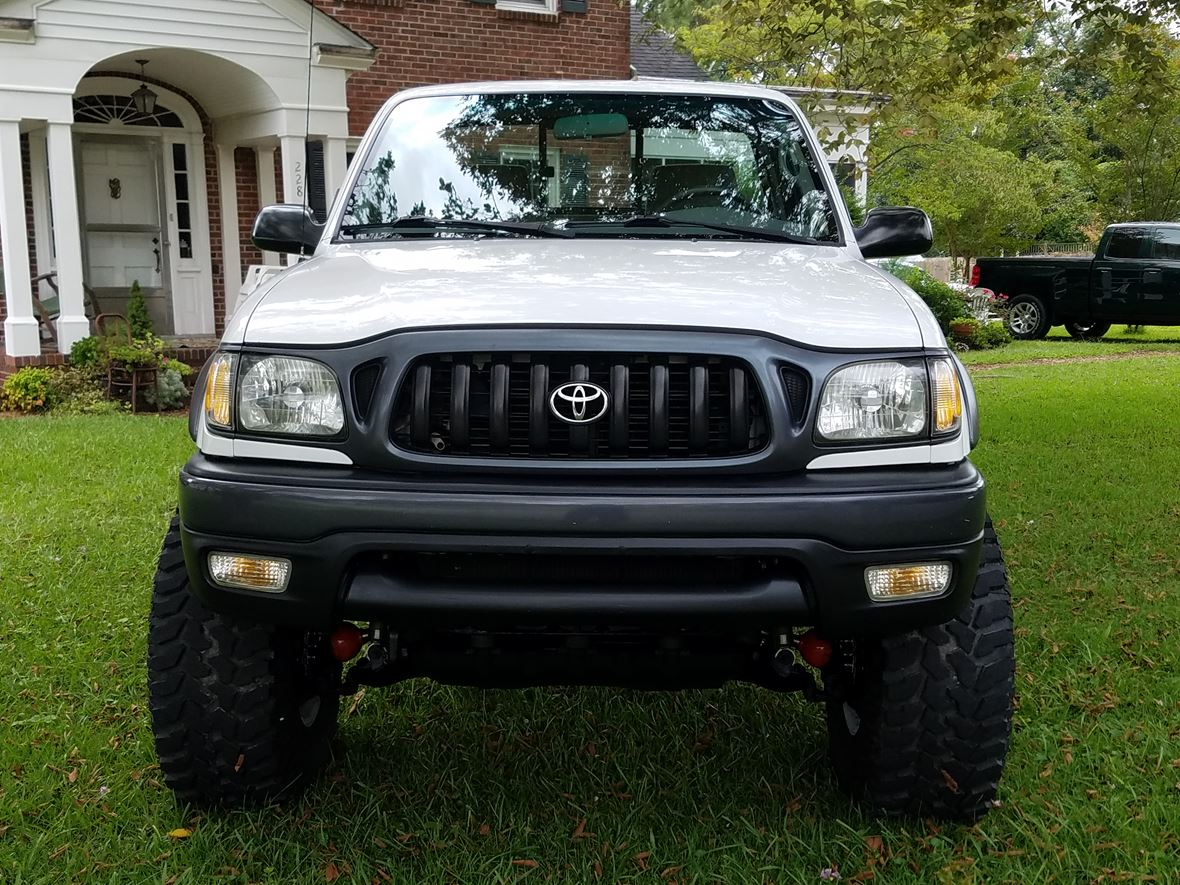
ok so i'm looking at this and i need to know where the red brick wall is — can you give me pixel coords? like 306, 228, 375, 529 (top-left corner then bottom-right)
315, 0, 631, 137
235, 147, 264, 273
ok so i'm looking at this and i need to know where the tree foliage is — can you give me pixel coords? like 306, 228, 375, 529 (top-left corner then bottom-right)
641, 0, 1180, 260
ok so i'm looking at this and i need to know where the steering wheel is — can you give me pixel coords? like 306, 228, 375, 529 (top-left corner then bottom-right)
653, 185, 730, 213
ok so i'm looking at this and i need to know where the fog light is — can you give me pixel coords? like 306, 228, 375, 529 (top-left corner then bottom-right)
865, 562, 952, 601
209, 552, 291, 592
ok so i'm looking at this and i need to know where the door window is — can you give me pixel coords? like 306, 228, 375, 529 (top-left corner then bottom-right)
1150, 227, 1180, 261
1105, 228, 1148, 259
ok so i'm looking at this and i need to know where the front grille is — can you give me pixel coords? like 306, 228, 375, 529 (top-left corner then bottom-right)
391, 352, 769, 458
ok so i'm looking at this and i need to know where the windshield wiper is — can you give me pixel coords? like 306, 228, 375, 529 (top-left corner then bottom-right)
339, 216, 573, 239
568, 215, 821, 245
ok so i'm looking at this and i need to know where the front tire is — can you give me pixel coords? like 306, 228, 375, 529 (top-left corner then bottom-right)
147, 515, 341, 806
1064, 321, 1111, 340
1006, 294, 1051, 339
826, 518, 1015, 821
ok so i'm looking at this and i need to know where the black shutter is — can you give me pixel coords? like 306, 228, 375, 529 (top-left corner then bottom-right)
305, 140, 327, 223
561, 0, 587, 10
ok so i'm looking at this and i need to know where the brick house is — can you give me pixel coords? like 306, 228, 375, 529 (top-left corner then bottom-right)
0, 0, 629, 371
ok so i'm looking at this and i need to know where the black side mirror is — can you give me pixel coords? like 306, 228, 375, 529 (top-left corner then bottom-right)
252, 204, 324, 256
854, 207, 933, 259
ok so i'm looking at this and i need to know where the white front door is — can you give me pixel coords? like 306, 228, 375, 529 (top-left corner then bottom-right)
80, 138, 171, 327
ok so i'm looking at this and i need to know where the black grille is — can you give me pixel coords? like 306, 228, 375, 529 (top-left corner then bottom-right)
391, 352, 769, 459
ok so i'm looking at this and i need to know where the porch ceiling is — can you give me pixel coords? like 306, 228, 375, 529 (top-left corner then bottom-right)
89, 48, 283, 119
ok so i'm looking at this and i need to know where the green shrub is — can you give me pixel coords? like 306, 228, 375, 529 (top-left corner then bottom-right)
880, 260, 964, 333
2, 367, 57, 412
69, 336, 104, 370
161, 358, 195, 378
974, 321, 1012, 349
144, 366, 191, 412
126, 280, 153, 339
108, 335, 164, 368
46, 367, 121, 415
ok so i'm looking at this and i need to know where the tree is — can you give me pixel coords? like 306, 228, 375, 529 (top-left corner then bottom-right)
1088, 52, 1180, 221
869, 102, 1051, 267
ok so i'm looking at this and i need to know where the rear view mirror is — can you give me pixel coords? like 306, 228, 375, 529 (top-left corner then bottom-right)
553, 113, 630, 140
252, 204, 324, 256
855, 207, 933, 259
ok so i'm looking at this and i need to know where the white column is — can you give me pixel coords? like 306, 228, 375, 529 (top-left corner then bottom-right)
279, 135, 306, 266
216, 143, 243, 313
0, 120, 40, 356
255, 146, 279, 266
279, 135, 306, 207
46, 122, 89, 352
325, 136, 348, 216
27, 130, 55, 300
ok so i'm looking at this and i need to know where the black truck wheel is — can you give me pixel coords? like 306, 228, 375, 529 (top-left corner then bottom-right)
825, 518, 1015, 821
1064, 321, 1111, 340
1006, 294, 1051, 339
147, 516, 341, 806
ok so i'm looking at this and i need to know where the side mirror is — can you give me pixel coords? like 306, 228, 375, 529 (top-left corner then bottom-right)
854, 207, 933, 259
252, 204, 324, 256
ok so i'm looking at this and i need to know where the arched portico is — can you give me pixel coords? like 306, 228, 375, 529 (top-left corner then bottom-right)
0, 0, 373, 357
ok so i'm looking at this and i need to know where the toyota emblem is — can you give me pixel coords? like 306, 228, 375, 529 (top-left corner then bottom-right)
549, 381, 610, 425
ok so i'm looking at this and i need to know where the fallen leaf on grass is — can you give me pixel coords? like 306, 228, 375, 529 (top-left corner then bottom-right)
324, 862, 341, 882
347, 687, 366, 717
634, 851, 651, 871
571, 819, 589, 841
167, 828, 192, 840
67, 768, 78, 784
661, 866, 684, 879
479, 824, 491, 836
940, 770, 960, 793
511, 859, 539, 869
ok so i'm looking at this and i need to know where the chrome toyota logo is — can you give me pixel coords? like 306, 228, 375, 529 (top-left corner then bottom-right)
549, 381, 610, 424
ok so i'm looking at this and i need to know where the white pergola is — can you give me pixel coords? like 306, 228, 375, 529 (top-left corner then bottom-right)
0, 0, 373, 356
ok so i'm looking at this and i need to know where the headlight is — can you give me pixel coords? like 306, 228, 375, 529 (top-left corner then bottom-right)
238, 356, 344, 436
816, 360, 927, 441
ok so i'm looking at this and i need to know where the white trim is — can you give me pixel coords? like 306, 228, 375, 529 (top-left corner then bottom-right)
216, 143, 243, 312
495, 0, 559, 13
0, 119, 40, 356
233, 439, 354, 464
46, 121, 88, 352
806, 434, 970, 469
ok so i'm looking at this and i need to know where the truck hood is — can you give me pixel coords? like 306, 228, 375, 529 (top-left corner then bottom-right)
231, 239, 937, 350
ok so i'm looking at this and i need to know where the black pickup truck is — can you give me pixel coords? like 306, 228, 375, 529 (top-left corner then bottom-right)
972, 222, 1180, 339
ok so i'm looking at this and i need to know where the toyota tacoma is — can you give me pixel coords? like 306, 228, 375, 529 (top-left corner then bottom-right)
148, 81, 1015, 820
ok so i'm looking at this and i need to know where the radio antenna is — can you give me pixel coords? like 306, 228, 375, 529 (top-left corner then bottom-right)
299, 0, 315, 257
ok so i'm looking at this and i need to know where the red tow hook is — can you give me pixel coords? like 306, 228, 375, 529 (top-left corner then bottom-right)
330, 622, 367, 662
797, 630, 833, 669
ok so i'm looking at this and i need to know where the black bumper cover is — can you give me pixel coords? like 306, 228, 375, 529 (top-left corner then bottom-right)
178, 456, 987, 636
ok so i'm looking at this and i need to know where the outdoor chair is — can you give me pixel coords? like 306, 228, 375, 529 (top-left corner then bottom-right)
96, 313, 157, 414
32, 272, 103, 346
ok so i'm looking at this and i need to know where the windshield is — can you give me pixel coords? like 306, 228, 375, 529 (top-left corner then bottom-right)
338, 92, 840, 243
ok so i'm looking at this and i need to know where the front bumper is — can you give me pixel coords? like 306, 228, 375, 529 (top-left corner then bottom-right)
178, 455, 986, 636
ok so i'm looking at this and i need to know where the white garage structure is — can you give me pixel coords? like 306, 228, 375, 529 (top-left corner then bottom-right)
0, 0, 374, 358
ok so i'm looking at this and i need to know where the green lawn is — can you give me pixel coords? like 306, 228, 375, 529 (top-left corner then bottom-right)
959, 324, 1180, 365
3, 352, 1180, 883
